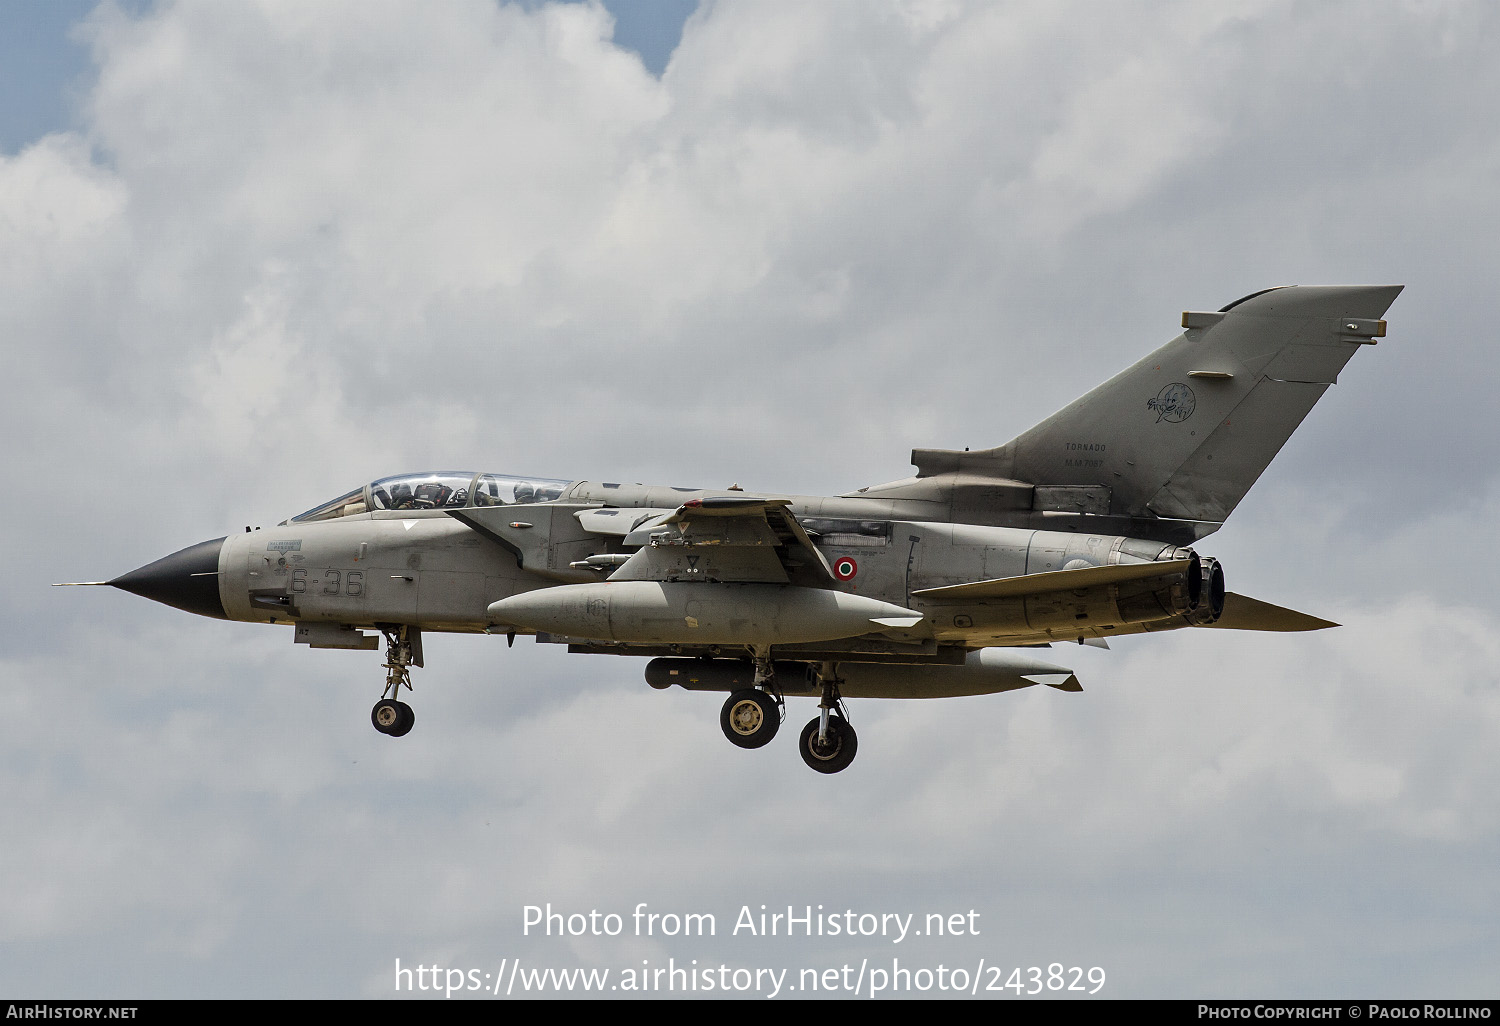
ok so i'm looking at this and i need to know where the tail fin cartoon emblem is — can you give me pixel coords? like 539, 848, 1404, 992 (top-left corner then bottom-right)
1147, 383, 1197, 423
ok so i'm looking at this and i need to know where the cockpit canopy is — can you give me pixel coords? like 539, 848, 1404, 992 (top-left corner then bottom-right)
288, 471, 573, 524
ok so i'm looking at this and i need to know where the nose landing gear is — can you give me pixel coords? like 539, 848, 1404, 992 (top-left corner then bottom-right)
371, 625, 421, 738
372, 698, 414, 736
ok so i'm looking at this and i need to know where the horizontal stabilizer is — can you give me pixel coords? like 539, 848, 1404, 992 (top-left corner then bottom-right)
913, 558, 1191, 602
1206, 592, 1337, 632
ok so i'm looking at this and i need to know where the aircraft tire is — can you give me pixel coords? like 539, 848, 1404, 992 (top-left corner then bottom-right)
798, 715, 857, 774
720, 689, 779, 749
372, 699, 414, 737
372, 699, 400, 734
390, 702, 415, 738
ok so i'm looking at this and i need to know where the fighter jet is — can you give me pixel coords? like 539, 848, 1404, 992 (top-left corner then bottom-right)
66, 285, 1401, 773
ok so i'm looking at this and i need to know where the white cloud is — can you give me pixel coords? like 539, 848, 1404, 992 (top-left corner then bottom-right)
3, 0, 1496, 998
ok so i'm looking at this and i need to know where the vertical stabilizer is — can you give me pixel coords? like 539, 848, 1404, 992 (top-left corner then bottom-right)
871, 285, 1402, 530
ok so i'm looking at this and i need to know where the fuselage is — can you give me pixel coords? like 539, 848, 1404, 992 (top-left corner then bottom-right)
205, 473, 1216, 651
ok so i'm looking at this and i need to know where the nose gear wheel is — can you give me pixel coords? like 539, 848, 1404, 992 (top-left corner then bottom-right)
372, 698, 414, 736
371, 625, 421, 738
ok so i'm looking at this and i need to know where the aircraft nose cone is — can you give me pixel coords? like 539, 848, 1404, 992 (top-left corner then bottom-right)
111, 537, 228, 620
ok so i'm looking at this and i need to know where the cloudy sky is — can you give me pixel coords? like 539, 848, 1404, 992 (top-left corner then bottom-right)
3, 0, 1496, 1000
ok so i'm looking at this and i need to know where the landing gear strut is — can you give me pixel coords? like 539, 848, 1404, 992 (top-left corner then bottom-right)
371, 625, 421, 737
798, 664, 857, 774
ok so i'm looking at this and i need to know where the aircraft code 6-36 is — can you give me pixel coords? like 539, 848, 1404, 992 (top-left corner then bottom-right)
395, 958, 1105, 997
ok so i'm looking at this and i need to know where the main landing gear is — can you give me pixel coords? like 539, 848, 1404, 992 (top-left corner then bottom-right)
798, 667, 857, 774
720, 689, 780, 748
371, 625, 421, 738
717, 659, 858, 774
718, 652, 784, 749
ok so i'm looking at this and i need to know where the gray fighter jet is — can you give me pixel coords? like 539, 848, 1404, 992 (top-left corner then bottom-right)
69, 285, 1401, 773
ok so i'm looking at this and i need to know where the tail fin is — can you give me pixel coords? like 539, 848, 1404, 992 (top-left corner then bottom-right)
871, 285, 1402, 531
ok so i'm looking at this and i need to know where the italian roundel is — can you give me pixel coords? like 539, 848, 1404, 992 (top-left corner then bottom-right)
832, 557, 858, 581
